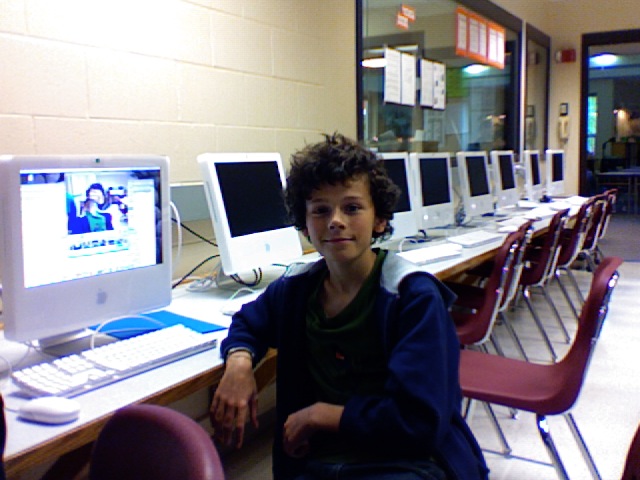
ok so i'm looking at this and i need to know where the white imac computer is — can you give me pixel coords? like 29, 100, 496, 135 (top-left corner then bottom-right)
198, 152, 303, 276
411, 153, 456, 230
0, 155, 172, 346
379, 152, 420, 240
545, 149, 565, 196
490, 150, 521, 208
456, 151, 495, 218
523, 150, 544, 201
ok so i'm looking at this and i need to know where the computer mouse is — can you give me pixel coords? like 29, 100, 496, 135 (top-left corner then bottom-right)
18, 396, 81, 425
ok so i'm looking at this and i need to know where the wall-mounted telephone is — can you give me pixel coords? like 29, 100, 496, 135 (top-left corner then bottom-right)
558, 103, 569, 142
558, 116, 569, 142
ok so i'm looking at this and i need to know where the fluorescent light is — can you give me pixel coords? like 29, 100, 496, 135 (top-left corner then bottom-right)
463, 64, 489, 75
362, 58, 387, 69
590, 53, 618, 67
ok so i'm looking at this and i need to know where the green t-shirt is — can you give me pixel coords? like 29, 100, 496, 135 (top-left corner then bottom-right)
305, 249, 388, 461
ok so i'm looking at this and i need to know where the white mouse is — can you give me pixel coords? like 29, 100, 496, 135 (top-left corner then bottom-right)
18, 396, 81, 424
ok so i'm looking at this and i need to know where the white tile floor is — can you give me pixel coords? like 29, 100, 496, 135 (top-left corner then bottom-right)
221, 261, 640, 480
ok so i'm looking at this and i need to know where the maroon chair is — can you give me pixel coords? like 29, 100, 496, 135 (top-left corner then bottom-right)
553, 197, 596, 320
89, 404, 225, 480
460, 256, 623, 480
518, 208, 571, 361
445, 220, 534, 359
580, 193, 609, 272
622, 423, 640, 480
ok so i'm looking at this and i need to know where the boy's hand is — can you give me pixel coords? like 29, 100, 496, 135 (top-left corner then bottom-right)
210, 352, 259, 448
283, 402, 344, 458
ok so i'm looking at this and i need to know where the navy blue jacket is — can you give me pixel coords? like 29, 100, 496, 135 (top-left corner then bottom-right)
221, 253, 489, 479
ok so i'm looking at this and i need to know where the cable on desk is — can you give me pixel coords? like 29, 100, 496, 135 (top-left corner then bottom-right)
172, 254, 220, 289
172, 217, 217, 247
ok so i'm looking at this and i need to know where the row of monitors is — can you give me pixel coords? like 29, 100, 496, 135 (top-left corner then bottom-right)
0, 149, 563, 345
383, 149, 565, 238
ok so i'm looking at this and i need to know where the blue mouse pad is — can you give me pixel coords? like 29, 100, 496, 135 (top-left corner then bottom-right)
91, 310, 226, 340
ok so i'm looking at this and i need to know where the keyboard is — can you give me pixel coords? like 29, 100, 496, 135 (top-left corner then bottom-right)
12, 324, 218, 398
397, 243, 463, 265
447, 230, 504, 248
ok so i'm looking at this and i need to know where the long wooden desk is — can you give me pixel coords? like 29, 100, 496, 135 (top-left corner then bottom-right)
2, 210, 560, 477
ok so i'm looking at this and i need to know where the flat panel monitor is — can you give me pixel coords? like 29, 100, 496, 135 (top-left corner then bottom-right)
523, 150, 543, 201
0, 155, 172, 345
411, 152, 456, 230
456, 151, 494, 218
379, 152, 420, 239
198, 153, 303, 276
490, 150, 520, 208
545, 149, 565, 196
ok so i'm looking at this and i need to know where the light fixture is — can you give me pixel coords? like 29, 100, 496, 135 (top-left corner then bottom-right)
590, 53, 618, 67
362, 58, 387, 69
463, 64, 489, 75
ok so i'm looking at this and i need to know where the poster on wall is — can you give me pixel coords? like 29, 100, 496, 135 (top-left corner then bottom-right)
401, 52, 416, 106
420, 59, 434, 107
384, 47, 402, 104
455, 7, 505, 70
433, 62, 446, 110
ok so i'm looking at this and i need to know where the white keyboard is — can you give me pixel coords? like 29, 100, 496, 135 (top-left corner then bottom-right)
517, 200, 540, 209
447, 230, 504, 248
397, 243, 463, 265
12, 324, 218, 398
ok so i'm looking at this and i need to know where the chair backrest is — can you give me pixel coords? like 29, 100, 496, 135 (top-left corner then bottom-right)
599, 188, 618, 239
582, 194, 608, 253
550, 256, 623, 414
468, 225, 531, 344
622, 422, 640, 480
89, 404, 225, 480
499, 219, 534, 310
556, 197, 595, 268
520, 208, 570, 286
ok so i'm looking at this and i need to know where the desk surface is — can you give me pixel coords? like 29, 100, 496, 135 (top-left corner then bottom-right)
1, 204, 564, 477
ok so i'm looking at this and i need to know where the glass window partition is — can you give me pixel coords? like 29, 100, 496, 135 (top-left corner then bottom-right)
358, 0, 522, 155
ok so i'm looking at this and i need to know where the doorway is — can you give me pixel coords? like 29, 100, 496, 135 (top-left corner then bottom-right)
581, 29, 640, 214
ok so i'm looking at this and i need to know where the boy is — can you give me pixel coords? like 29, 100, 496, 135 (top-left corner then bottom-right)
210, 134, 488, 479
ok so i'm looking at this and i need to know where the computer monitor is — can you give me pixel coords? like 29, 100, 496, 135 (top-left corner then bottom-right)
379, 152, 420, 239
198, 152, 303, 276
0, 155, 172, 345
456, 151, 494, 218
411, 152, 456, 230
490, 150, 520, 208
523, 150, 544, 201
545, 149, 565, 196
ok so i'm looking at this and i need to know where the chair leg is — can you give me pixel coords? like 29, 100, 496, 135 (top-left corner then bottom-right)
555, 271, 580, 322
498, 311, 529, 361
564, 412, 602, 480
566, 267, 586, 302
522, 287, 558, 361
536, 414, 570, 480
540, 284, 571, 343
489, 333, 505, 357
482, 402, 512, 456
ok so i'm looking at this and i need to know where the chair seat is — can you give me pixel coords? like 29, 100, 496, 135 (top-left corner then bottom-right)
460, 349, 577, 416
445, 282, 485, 310
451, 311, 484, 345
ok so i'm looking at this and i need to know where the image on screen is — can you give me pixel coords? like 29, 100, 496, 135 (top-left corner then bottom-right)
20, 167, 162, 289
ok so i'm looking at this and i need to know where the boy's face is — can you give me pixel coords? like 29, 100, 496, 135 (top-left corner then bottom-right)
303, 175, 386, 264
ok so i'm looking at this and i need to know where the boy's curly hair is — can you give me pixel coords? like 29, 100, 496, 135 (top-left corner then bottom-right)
285, 133, 400, 241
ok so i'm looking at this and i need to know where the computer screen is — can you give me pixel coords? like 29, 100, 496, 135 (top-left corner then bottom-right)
0, 155, 172, 345
545, 149, 565, 195
379, 153, 420, 239
523, 150, 543, 201
490, 150, 520, 208
411, 152, 455, 230
198, 152, 303, 276
456, 151, 494, 218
